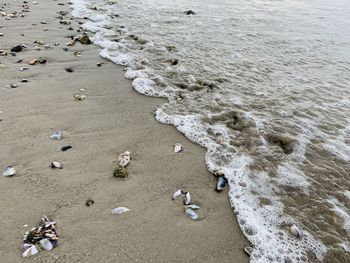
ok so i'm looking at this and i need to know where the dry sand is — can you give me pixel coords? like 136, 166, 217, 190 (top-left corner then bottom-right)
0, 1, 248, 262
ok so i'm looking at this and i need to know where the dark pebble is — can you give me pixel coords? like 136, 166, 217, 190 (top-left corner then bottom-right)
85, 199, 94, 206
11, 45, 22, 52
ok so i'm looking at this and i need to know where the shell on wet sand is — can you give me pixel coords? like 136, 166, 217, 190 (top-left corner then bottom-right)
2, 165, 16, 177
290, 224, 303, 240
173, 143, 183, 153
113, 165, 128, 178
118, 151, 131, 167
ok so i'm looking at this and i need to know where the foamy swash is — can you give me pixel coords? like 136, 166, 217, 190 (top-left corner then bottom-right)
70, 0, 350, 262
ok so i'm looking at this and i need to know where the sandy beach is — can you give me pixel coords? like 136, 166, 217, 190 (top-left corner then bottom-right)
0, 1, 248, 262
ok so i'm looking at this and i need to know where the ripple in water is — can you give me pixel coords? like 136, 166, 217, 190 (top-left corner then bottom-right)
71, 0, 350, 261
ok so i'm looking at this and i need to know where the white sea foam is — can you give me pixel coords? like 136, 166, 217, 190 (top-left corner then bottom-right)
328, 197, 350, 234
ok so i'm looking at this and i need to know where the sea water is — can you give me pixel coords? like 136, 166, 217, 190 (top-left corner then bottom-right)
70, 0, 350, 262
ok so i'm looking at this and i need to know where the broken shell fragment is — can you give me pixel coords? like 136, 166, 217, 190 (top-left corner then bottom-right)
172, 189, 182, 200
118, 151, 131, 167
79, 34, 92, 44
61, 145, 72, 151
113, 165, 128, 178
290, 224, 303, 240
28, 59, 37, 65
11, 45, 22, 52
22, 244, 38, 257
173, 143, 183, 153
50, 162, 63, 169
185, 204, 200, 210
85, 199, 94, 206
243, 245, 253, 257
213, 169, 225, 177
74, 94, 87, 101
50, 131, 62, 140
37, 57, 47, 64
2, 165, 16, 177
112, 207, 130, 215
215, 176, 228, 192
65, 67, 74, 73
39, 238, 55, 251
183, 191, 191, 205
172, 189, 192, 205
185, 208, 198, 220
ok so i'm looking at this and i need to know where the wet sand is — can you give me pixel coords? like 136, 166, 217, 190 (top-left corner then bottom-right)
0, 1, 248, 262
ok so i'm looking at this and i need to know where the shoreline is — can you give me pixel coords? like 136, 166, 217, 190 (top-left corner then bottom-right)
0, 1, 248, 262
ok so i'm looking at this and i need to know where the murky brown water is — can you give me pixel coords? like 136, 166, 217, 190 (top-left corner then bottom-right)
71, 0, 350, 261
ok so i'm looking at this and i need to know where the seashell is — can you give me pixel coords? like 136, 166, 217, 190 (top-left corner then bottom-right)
17, 66, 29, 71
73, 51, 81, 57
22, 244, 38, 257
61, 145, 72, 151
34, 46, 41, 51
112, 207, 130, 215
74, 94, 87, 101
185, 204, 200, 210
213, 169, 225, 177
39, 238, 56, 251
65, 67, 75, 73
28, 59, 37, 65
215, 176, 228, 192
79, 34, 92, 44
118, 151, 131, 167
113, 165, 128, 178
85, 198, 94, 206
2, 165, 16, 177
290, 224, 303, 240
37, 57, 47, 64
20, 79, 29, 83
173, 143, 183, 153
50, 131, 62, 140
185, 208, 198, 220
243, 245, 253, 256
183, 191, 191, 205
50, 162, 63, 169
172, 189, 182, 200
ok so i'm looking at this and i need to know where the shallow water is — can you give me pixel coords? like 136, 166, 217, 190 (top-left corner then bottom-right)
71, 0, 350, 262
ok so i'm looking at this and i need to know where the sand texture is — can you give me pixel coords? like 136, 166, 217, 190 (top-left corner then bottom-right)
0, 1, 248, 262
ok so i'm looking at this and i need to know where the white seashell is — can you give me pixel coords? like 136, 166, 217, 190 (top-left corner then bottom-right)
112, 207, 130, 215
118, 151, 131, 167
50, 161, 63, 169
183, 191, 191, 205
185, 204, 200, 210
173, 143, 183, 153
50, 131, 62, 140
172, 189, 182, 200
74, 94, 87, 101
243, 245, 253, 256
39, 238, 53, 251
22, 244, 38, 257
2, 166, 16, 177
185, 208, 198, 220
290, 224, 303, 240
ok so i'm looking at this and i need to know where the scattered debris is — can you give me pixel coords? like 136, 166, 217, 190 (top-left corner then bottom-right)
74, 94, 87, 101
85, 199, 94, 207
50, 161, 63, 169
290, 224, 303, 240
118, 151, 131, 167
22, 215, 58, 257
2, 165, 16, 177
172, 189, 191, 205
173, 143, 183, 153
111, 207, 130, 215
113, 165, 128, 178
61, 145, 72, 151
50, 131, 62, 140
